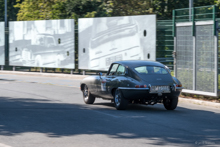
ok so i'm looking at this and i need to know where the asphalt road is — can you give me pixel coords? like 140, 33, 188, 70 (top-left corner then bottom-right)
0, 74, 220, 147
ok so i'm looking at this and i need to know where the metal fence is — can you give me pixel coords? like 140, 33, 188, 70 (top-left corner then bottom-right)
195, 24, 215, 93
174, 5, 219, 23
156, 20, 174, 70
173, 5, 219, 97
176, 25, 193, 90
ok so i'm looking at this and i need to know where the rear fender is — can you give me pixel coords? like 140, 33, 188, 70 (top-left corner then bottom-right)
111, 88, 117, 97
172, 77, 182, 85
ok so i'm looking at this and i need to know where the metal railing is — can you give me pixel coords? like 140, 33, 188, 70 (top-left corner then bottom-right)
157, 20, 174, 70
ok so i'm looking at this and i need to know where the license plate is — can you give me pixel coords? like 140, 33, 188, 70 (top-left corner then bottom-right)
150, 86, 170, 93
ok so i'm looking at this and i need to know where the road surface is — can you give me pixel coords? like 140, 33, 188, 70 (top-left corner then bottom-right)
0, 74, 219, 147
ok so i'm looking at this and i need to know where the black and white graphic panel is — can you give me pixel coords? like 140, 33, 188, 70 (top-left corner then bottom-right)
9, 19, 75, 68
78, 15, 156, 71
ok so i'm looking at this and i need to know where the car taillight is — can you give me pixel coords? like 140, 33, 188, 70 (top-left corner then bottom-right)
176, 84, 182, 87
102, 80, 106, 83
135, 85, 147, 88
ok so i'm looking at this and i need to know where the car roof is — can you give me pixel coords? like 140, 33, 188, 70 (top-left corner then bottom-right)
113, 60, 165, 68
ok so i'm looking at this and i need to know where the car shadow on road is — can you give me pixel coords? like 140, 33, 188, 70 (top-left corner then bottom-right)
93, 101, 184, 113
0, 96, 219, 146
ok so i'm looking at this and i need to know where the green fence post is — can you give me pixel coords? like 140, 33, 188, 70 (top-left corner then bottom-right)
172, 10, 176, 37
191, 7, 195, 36
213, 5, 216, 36
192, 7, 195, 36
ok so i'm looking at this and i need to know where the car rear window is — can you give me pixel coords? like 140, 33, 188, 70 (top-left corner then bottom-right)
134, 66, 168, 75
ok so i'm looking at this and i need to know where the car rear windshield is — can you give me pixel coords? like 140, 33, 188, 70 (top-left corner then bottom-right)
134, 66, 168, 75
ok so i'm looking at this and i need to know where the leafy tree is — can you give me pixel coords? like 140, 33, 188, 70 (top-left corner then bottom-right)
105, 0, 216, 19
0, 0, 4, 21
105, 0, 153, 16
14, 0, 67, 20
0, 0, 23, 21
65, 0, 109, 21
13, 0, 219, 21
14, 0, 109, 21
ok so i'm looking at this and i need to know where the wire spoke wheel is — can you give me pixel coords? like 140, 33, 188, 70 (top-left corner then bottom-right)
115, 90, 122, 107
114, 89, 128, 110
83, 86, 89, 101
82, 85, 95, 104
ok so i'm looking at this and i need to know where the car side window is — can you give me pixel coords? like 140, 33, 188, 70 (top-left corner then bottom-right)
135, 66, 148, 74
134, 66, 168, 75
116, 65, 125, 75
108, 64, 119, 75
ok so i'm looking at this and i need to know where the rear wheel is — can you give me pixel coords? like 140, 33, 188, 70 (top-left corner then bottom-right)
163, 96, 178, 110
82, 85, 95, 104
114, 89, 128, 110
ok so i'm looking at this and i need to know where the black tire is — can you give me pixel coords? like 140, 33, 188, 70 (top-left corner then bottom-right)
82, 85, 95, 104
163, 96, 178, 110
114, 89, 128, 110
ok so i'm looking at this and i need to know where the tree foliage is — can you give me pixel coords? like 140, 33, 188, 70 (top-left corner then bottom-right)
105, 0, 153, 16
65, 0, 109, 20
0, 0, 23, 21
7, 0, 220, 21
14, 0, 67, 20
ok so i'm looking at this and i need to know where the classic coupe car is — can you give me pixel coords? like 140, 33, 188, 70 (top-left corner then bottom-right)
80, 60, 183, 110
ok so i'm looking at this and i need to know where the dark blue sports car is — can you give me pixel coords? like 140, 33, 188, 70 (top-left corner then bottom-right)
80, 60, 183, 110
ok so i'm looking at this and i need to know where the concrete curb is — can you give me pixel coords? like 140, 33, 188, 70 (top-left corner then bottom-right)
179, 98, 220, 109
0, 71, 89, 80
